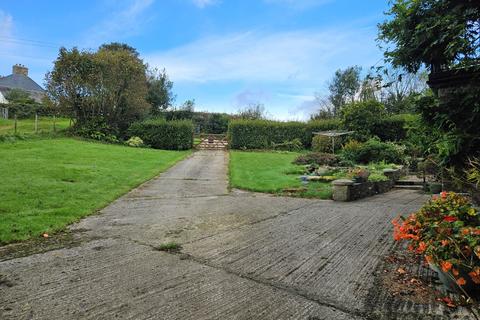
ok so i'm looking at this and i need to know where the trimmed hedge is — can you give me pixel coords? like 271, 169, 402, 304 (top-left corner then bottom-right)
373, 114, 419, 142
228, 119, 341, 149
128, 119, 193, 150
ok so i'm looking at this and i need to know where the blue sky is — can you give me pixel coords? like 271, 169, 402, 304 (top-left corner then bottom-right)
0, 0, 389, 120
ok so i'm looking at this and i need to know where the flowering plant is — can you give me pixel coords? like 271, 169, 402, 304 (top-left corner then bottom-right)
392, 192, 480, 290
347, 168, 370, 182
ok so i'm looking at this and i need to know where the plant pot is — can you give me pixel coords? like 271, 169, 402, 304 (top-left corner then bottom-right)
429, 183, 442, 194
429, 263, 480, 296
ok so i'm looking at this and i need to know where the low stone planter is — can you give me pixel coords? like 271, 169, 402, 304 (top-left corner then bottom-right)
332, 168, 403, 201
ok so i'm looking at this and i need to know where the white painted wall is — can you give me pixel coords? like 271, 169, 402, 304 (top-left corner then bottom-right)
0, 91, 7, 104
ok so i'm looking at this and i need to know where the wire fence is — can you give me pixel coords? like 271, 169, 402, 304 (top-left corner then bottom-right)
0, 112, 71, 136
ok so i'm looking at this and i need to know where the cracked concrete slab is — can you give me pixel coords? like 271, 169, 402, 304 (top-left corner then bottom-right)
0, 151, 476, 319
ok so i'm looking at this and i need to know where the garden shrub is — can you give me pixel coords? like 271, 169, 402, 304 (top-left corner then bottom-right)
73, 118, 119, 143
341, 138, 405, 164
272, 138, 303, 151
293, 152, 339, 166
128, 119, 193, 150
228, 119, 341, 150
126, 136, 144, 147
373, 114, 418, 142
342, 100, 386, 141
312, 135, 332, 153
368, 173, 389, 182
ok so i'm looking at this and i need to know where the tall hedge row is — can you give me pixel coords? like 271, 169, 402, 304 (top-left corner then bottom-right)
228, 119, 341, 149
128, 119, 193, 150
373, 114, 419, 142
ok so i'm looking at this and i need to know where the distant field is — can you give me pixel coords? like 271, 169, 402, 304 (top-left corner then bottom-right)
0, 138, 191, 244
0, 117, 71, 135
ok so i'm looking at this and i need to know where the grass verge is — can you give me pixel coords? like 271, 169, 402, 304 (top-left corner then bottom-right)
229, 150, 332, 199
0, 138, 191, 244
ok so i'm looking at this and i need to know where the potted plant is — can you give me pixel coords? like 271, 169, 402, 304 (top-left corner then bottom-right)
347, 168, 370, 183
392, 192, 480, 296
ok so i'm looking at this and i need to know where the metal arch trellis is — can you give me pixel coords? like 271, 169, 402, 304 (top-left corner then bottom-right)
312, 131, 355, 154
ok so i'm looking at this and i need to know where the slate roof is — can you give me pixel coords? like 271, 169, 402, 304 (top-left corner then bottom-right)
0, 73, 44, 93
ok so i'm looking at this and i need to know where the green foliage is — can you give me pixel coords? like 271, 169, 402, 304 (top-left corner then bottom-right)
341, 138, 405, 164
128, 119, 193, 150
126, 136, 144, 147
4, 89, 42, 118
292, 152, 339, 166
328, 66, 362, 115
0, 138, 190, 244
158, 110, 230, 134
227, 119, 341, 150
417, 86, 480, 169
72, 118, 119, 143
373, 113, 419, 142
147, 68, 175, 113
272, 138, 303, 152
378, 0, 480, 72
156, 242, 182, 252
236, 103, 266, 120
342, 100, 386, 141
311, 135, 332, 153
46, 44, 150, 136
368, 173, 389, 182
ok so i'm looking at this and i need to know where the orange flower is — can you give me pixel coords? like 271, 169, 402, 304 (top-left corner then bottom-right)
457, 277, 467, 286
469, 267, 480, 284
417, 241, 427, 253
425, 255, 433, 264
462, 228, 471, 235
452, 268, 459, 276
440, 191, 447, 199
440, 261, 453, 272
443, 216, 457, 222
441, 239, 449, 247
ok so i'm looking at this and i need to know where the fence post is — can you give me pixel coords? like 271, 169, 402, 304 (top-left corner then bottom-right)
14, 114, 17, 134
53, 114, 56, 133
35, 113, 38, 133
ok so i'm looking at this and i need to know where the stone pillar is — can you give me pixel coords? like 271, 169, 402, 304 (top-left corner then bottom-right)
332, 179, 354, 202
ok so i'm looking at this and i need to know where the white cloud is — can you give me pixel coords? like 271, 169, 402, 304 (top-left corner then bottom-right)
145, 28, 376, 84
85, 0, 155, 46
0, 10, 14, 50
191, 0, 219, 8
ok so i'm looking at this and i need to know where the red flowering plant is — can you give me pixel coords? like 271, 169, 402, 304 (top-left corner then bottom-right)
392, 192, 480, 293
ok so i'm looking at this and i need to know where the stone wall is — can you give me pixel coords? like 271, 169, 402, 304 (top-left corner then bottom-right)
332, 168, 404, 202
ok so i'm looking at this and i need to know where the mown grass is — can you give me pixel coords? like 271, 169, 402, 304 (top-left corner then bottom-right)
229, 151, 332, 199
0, 117, 71, 135
0, 138, 191, 244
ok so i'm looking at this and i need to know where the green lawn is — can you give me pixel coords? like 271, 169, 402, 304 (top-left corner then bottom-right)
229, 151, 332, 199
0, 138, 190, 244
0, 117, 71, 135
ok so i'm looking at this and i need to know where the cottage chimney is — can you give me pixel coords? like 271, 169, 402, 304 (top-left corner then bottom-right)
12, 64, 28, 76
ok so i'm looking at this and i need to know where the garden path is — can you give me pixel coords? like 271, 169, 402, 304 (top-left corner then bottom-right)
0, 151, 474, 319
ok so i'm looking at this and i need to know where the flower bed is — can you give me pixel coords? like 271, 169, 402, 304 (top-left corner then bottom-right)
332, 167, 404, 201
392, 192, 480, 296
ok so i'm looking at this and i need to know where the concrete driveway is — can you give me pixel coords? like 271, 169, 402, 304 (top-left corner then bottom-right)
0, 151, 474, 319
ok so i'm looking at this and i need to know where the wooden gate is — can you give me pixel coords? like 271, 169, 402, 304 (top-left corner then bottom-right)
195, 134, 228, 150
